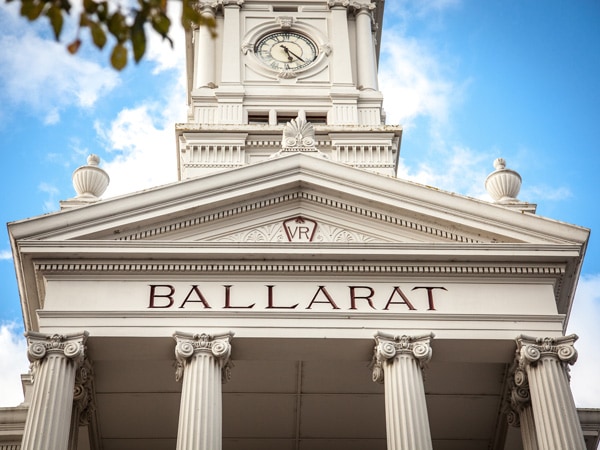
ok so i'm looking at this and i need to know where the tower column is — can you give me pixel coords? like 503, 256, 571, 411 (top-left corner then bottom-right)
327, 1, 354, 86
21, 331, 88, 450
194, 3, 217, 89
516, 334, 586, 450
220, 1, 243, 84
372, 332, 434, 450
174, 331, 233, 450
353, 2, 378, 91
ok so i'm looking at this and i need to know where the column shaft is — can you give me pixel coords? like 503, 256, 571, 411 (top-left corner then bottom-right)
517, 335, 586, 450
194, 7, 217, 89
174, 331, 233, 450
21, 332, 87, 450
220, 4, 242, 84
355, 6, 378, 91
327, 2, 353, 85
373, 333, 434, 450
520, 404, 539, 450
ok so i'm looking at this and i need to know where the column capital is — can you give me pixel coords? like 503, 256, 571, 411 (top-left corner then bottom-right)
26, 331, 88, 367
173, 331, 233, 382
327, 0, 350, 9
516, 334, 578, 368
372, 332, 434, 383
350, 1, 376, 12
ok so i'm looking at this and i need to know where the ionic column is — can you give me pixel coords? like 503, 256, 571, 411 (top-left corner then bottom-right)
174, 331, 233, 450
194, 3, 217, 89
505, 362, 539, 450
372, 332, 434, 450
516, 334, 586, 450
21, 331, 88, 450
353, 2, 378, 90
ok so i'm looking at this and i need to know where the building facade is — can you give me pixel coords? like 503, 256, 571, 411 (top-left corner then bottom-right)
1, 1, 599, 449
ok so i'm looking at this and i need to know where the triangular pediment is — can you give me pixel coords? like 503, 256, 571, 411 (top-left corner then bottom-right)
104, 190, 494, 244
10, 153, 587, 247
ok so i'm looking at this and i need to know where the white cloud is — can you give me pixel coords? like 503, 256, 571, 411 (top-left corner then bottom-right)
144, 1, 187, 74
0, 3, 120, 124
96, 100, 183, 198
0, 323, 29, 407
567, 273, 600, 408
38, 182, 60, 213
0, 250, 13, 260
397, 144, 494, 199
380, 34, 457, 128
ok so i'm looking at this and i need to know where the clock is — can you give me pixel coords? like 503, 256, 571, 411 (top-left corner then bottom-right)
255, 31, 318, 71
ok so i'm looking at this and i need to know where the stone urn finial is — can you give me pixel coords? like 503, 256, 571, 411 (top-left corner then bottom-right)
485, 158, 522, 203
72, 154, 110, 200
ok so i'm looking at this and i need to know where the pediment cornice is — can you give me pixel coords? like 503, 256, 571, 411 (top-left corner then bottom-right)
114, 191, 485, 244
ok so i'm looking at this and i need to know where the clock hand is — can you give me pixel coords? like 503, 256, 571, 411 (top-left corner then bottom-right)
280, 44, 305, 63
280, 45, 294, 61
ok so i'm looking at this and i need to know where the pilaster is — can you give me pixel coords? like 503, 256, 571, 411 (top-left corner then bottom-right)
21, 331, 88, 450
372, 332, 434, 450
327, 1, 354, 86
516, 334, 586, 450
173, 331, 234, 450
220, 1, 243, 85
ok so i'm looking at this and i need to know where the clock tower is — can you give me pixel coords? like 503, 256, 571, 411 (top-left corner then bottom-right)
177, 0, 402, 179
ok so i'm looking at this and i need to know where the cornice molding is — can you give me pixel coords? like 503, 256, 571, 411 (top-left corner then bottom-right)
34, 262, 565, 276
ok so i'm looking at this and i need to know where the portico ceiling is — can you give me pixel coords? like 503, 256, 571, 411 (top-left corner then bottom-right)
88, 336, 517, 450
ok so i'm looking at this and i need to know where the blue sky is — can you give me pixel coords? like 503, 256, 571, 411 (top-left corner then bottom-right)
0, 0, 599, 407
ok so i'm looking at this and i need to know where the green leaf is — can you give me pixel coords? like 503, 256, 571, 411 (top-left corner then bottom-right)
20, 0, 45, 21
82, 0, 97, 14
96, 1, 108, 21
107, 11, 128, 42
90, 22, 107, 49
131, 14, 146, 62
151, 12, 170, 37
46, 4, 64, 40
181, 0, 200, 29
110, 43, 127, 70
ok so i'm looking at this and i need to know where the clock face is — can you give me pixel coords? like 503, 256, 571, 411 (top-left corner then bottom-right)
255, 31, 318, 71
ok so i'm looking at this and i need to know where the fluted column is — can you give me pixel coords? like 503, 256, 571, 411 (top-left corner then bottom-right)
21, 331, 88, 450
516, 334, 586, 450
372, 332, 434, 450
174, 331, 233, 450
506, 362, 539, 450
353, 2, 378, 90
